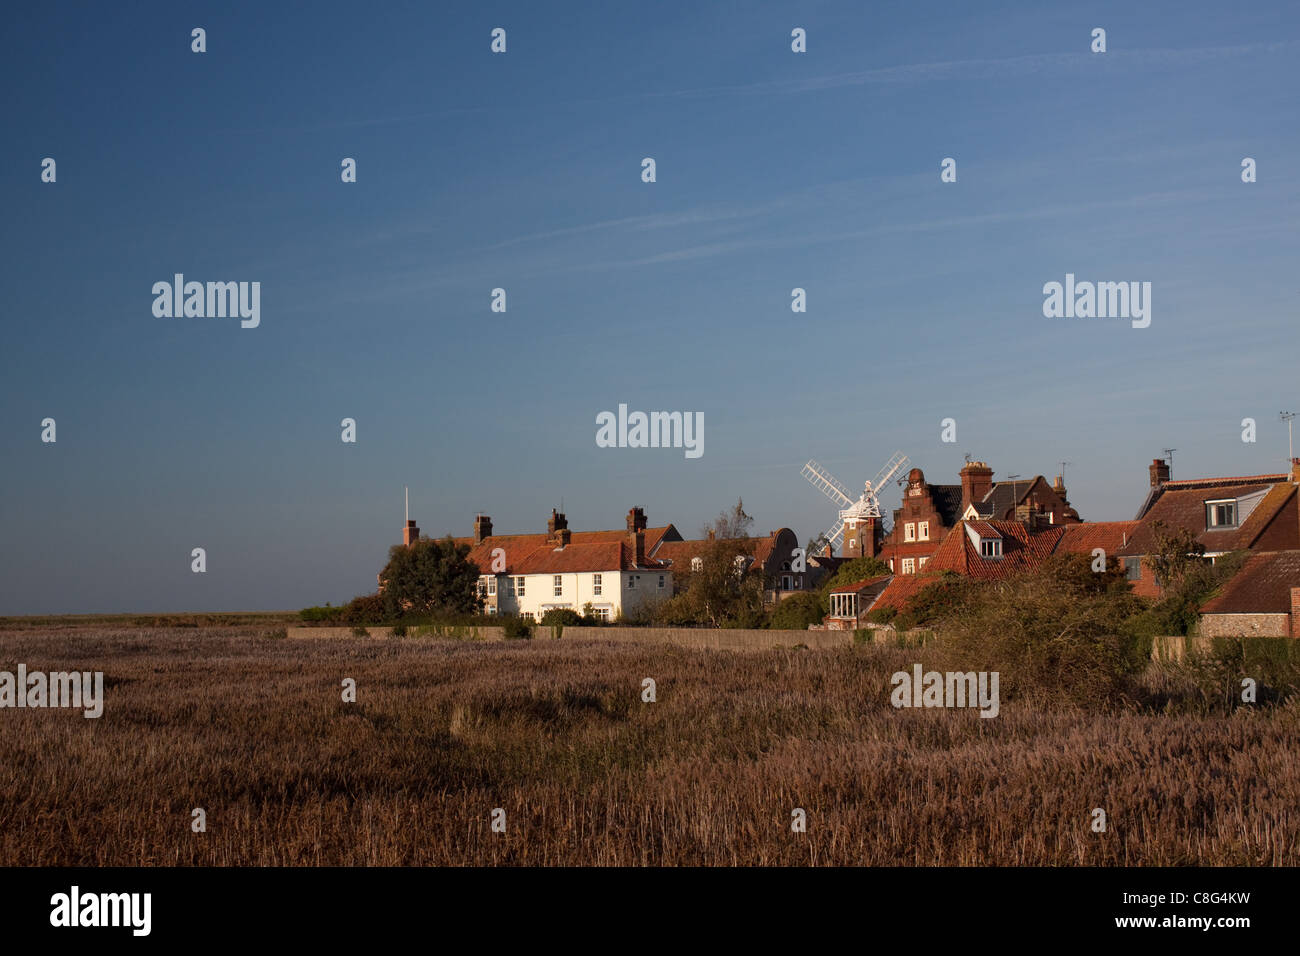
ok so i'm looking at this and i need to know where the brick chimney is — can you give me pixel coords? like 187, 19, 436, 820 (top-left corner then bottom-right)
547, 509, 570, 547
473, 514, 493, 544
960, 461, 994, 511
403, 520, 420, 547
626, 506, 647, 534
626, 507, 646, 567
1052, 474, 1068, 503
1149, 458, 1170, 488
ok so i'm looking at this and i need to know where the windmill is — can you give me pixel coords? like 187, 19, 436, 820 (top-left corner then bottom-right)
801, 451, 909, 556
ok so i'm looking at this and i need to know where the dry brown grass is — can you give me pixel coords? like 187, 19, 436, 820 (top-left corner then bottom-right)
0, 625, 1295, 866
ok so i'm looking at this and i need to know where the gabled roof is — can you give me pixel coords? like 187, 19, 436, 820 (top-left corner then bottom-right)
1201, 550, 1300, 615
875, 520, 1068, 610
929, 484, 965, 526
1135, 473, 1291, 519
651, 530, 790, 570
965, 521, 1001, 539
971, 477, 1047, 519
1118, 479, 1296, 556
453, 524, 676, 575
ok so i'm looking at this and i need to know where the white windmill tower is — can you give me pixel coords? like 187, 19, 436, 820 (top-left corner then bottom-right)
801, 452, 909, 558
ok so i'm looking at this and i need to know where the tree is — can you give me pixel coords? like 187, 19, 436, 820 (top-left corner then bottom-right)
1147, 520, 1207, 592
806, 533, 830, 557
821, 556, 891, 594
670, 536, 767, 627
378, 535, 482, 619
703, 498, 753, 540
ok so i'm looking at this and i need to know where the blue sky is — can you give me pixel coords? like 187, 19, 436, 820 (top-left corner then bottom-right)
2, 1, 1298, 613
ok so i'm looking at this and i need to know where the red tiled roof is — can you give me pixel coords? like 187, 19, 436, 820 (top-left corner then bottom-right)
875, 520, 1067, 610
965, 521, 1001, 539
1201, 550, 1300, 615
1163, 473, 1289, 489
1055, 521, 1141, 556
1118, 481, 1295, 556
512, 542, 632, 575
451, 525, 677, 573
651, 530, 790, 569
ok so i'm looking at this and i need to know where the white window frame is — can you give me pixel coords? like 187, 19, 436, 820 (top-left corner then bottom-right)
1206, 499, 1237, 529
904, 523, 916, 542
593, 573, 602, 596
553, 574, 563, 597
901, 558, 915, 574
487, 577, 497, 595
515, 576, 526, 596
918, 521, 929, 541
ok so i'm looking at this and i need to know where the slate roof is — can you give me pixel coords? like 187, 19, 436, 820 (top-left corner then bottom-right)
929, 484, 966, 526
1201, 550, 1300, 615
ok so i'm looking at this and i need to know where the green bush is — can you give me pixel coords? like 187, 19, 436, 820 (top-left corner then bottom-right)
769, 591, 827, 630
340, 593, 385, 626
503, 616, 534, 640
299, 604, 342, 623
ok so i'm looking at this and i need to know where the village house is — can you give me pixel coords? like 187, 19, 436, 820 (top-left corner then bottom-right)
1116, 457, 1300, 599
1198, 550, 1300, 638
436, 507, 677, 622
823, 575, 893, 629
869, 515, 1139, 615
652, 527, 816, 603
880, 461, 1080, 576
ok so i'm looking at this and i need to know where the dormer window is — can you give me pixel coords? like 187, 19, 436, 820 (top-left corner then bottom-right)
980, 539, 1002, 558
1206, 499, 1237, 529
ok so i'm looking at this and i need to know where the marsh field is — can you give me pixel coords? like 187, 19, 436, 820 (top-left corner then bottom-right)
0, 622, 1296, 866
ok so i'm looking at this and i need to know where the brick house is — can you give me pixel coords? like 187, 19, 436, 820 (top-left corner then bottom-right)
1116, 458, 1300, 599
1199, 550, 1300, 637
876, 518, 1069, 611
880, 461, 1079, 576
